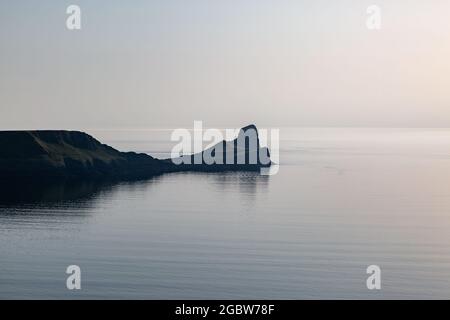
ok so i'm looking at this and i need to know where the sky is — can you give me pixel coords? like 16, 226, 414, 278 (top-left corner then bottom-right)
1, 0, 450, 129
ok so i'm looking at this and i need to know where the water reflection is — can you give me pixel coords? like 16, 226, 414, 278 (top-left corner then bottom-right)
0, 171, 270, 209
0, 172, 271, 238
211, 172, 269, 196
0, 179, 118, 207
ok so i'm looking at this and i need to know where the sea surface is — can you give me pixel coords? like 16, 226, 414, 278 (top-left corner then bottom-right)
1, 128, 450, 299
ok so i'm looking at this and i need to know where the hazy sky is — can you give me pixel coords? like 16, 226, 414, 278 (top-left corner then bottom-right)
1, 0, 450, 129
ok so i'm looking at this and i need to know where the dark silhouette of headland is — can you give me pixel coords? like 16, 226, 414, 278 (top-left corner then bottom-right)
0, 125, 271, 181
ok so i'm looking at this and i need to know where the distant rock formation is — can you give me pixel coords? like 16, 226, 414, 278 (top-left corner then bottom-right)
0, 125, 271, 180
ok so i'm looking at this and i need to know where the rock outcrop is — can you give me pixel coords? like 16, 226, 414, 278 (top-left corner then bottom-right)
0, 125, 271, 180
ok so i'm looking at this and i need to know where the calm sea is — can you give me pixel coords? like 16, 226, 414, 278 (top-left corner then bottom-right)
1, 128, 450, 299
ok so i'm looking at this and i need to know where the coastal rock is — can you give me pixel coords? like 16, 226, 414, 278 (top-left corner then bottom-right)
0, 125, 271, 180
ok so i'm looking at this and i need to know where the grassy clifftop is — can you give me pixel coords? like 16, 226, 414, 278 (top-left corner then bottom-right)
0, 131, 165, 179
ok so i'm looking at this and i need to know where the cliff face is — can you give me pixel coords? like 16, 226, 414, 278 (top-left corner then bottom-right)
0, 126, 271, 180
168, 124, 271, 172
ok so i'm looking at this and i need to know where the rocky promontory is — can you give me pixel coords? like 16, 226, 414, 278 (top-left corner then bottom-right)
0, 125, 271, 180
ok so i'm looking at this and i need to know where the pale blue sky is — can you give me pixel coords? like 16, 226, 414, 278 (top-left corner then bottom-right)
1, 1, 449, 129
